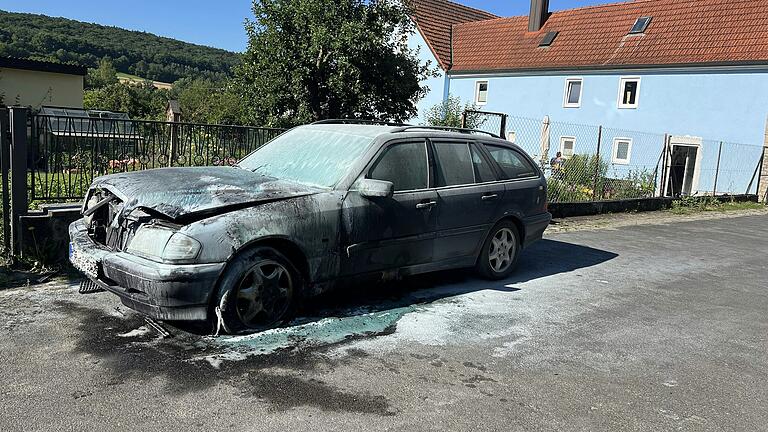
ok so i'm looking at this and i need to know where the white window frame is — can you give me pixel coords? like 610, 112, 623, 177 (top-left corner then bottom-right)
563, 77, 583, 108
612, 137, 633, 164
617, 76, 641, 109
559, 136, 576, 158
475, 80, 489, 105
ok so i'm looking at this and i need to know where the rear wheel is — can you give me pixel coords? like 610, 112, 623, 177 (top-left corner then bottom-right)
476, 221, 521, 280
214, 247, 302, 334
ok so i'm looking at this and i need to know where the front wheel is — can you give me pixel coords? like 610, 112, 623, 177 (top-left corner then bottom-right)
476, 221, 521, 280
214, 247, 302, 334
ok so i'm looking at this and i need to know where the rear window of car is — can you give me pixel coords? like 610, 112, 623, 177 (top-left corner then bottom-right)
484, 144, 538, 179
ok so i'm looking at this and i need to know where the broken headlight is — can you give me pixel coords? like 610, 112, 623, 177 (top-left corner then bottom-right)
126, 224, 201, 263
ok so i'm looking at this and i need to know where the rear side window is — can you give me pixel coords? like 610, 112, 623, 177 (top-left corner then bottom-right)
484, 144, 538, 179
471, 145, 496, 183
433, 142, 474, 187
369, 142, 428, 191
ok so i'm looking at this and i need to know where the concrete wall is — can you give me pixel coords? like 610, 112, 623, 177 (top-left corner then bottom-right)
0, 68, 84, 109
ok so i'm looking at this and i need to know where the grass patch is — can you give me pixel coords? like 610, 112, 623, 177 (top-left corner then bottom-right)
670, 197, 765, 215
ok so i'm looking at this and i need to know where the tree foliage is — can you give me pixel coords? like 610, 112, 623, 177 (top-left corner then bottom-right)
85, 57, 119, 89
83, 61, 246, 124
0, 10, 239, 83
84, 82, 169, 120
171, 78, 246, 125
233, 0, 434, 127
425, 94, 484, 129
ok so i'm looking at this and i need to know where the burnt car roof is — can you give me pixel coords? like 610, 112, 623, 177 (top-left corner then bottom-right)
307, 123, 508, 144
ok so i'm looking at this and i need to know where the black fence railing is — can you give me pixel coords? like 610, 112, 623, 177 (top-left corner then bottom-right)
28, 114, 285, 204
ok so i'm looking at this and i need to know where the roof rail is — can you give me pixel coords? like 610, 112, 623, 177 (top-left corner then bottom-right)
312, 119, 411, 127
392, 125, 501, 139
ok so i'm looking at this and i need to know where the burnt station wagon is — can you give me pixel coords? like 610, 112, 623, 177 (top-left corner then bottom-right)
69, 121, 551, 333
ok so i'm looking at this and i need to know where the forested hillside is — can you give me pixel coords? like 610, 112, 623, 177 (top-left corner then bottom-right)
0, 10, 240, 82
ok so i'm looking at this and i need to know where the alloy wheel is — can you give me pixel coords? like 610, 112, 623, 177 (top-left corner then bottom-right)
488, 228, 516, 273
235, 259, 293, 328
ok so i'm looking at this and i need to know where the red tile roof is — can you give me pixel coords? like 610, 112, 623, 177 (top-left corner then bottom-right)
448, 0, 768, 73
410, 0, 498, 70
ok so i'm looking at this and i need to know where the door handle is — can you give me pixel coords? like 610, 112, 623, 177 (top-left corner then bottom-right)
416, 201, 437, 209
481, 194, 499, 201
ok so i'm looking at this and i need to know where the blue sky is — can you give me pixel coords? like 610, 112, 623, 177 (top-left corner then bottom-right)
0, 0, 621, 52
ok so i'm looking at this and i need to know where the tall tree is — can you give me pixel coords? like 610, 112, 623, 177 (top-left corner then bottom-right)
425, 95, 485, 129
234, 0, 433, 127
85, 57, 119, 89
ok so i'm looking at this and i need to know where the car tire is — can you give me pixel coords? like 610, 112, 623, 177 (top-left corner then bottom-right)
213, 246, 303, 335
476, 221, 521, 280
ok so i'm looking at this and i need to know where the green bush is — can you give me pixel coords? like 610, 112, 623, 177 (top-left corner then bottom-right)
547, 155, 656, 202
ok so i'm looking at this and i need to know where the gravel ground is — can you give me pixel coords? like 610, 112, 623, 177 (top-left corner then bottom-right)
1, 211, 767, 431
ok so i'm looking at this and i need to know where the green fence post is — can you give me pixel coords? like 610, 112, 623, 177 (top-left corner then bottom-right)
712, 141, 723, 196
592, 125, 602, 201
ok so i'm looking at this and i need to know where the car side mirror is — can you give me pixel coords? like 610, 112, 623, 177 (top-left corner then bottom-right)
356, 178, 394, 199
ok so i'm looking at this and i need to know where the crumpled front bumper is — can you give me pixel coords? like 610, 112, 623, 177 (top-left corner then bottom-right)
68, 220, 226, 321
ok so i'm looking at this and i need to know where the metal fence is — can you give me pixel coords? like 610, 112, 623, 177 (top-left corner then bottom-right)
0, 106, 285, 256
473, 111, 766, 203
462, 109, 507, 139
27, 113, 285, 204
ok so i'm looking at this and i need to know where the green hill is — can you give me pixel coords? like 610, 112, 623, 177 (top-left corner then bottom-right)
0, 10, 240, 83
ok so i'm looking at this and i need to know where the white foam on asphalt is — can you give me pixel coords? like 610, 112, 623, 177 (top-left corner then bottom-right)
117, 326, 151, 338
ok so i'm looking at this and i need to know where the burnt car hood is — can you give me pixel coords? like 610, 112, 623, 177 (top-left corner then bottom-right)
90, 166, 321, 220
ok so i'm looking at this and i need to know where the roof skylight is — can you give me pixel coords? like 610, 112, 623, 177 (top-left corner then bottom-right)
539, 31, 559, 47
629, 16, 652, 34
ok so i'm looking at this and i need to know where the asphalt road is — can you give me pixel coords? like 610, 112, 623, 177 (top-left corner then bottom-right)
1, 214, 767, 431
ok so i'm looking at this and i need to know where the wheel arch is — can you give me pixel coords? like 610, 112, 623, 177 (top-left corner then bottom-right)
207, 236, 311, 315
475, 214, 525, 264
492, 214, 525, 242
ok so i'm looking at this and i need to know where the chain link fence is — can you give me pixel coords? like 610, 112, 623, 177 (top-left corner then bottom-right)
497, 113, 765, 203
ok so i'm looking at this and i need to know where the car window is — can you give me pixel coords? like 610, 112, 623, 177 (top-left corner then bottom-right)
369, 142, 428, 191
433, 142, 474, 187
471, 144, 496, 183
484, 144, 538, 179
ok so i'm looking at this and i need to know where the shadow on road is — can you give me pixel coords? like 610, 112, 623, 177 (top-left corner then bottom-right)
296, 239, 619, 322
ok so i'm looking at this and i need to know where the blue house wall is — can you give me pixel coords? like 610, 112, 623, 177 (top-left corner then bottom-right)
407, 29, 448, 126
444, 69, 768, 195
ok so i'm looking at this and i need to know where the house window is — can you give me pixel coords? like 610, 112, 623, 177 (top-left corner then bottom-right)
563, 78, 583, 108
618, 77, 640, 109
559, 136, 576, 158
475, 81, 489, 105
612, 138, 632, 164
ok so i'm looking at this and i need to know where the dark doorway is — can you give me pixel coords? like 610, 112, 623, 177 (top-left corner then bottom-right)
667, 145, 699, 197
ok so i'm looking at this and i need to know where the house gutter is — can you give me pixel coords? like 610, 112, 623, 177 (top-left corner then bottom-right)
447, 61, 768, 78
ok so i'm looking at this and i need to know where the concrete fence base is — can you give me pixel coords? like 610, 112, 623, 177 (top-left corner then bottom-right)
18, 203, 81, 263
549, 194, 758, 219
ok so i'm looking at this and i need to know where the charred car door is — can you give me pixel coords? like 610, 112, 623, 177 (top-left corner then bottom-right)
430, 140, 505, 262
341, 139, 438, 275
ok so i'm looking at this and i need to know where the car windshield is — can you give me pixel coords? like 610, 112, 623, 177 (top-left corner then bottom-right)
238, 125, 383, 188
